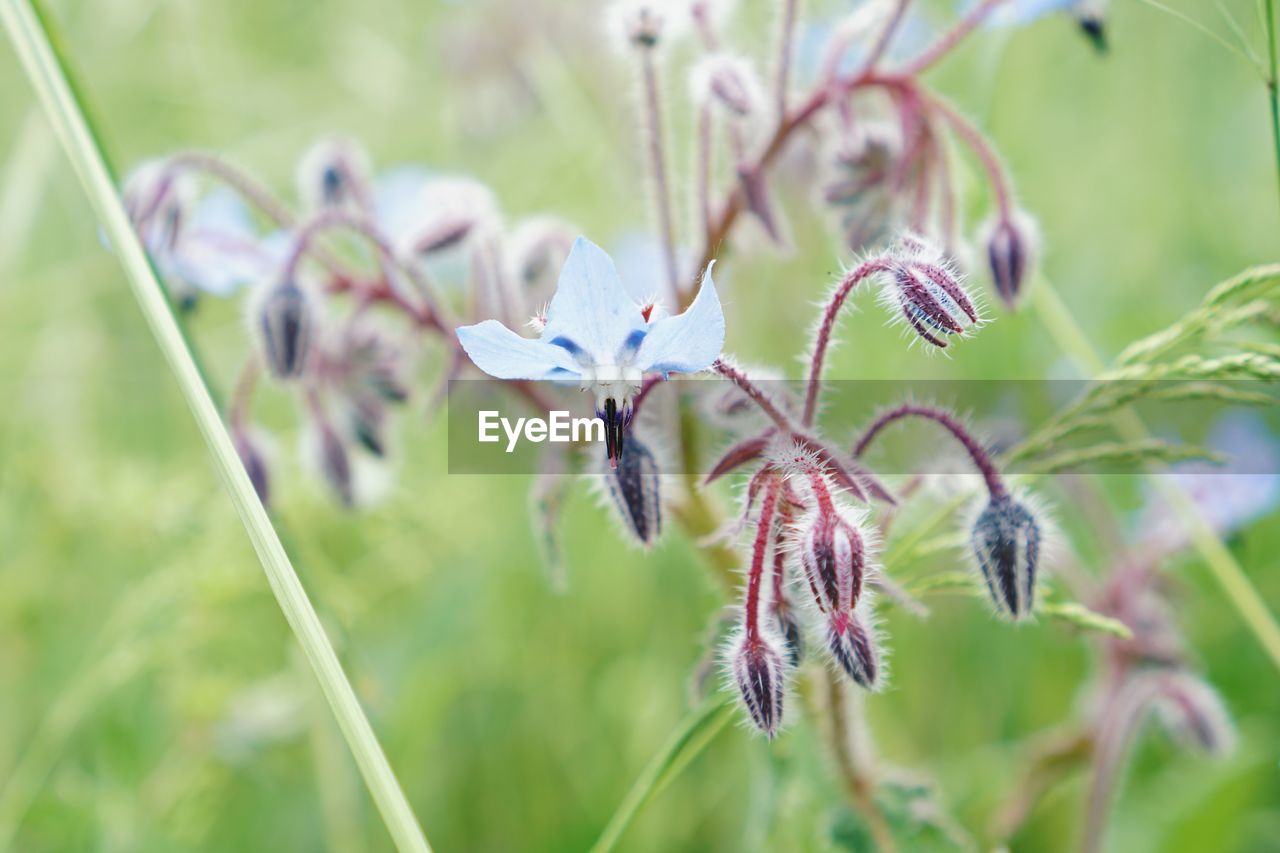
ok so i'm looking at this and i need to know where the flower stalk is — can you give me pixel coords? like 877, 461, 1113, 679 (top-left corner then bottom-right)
0, 1, 431, 848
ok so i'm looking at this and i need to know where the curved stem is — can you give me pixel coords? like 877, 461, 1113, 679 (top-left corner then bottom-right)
895, 0, 1009, 78
921, 90, 1012, 217
283, 208, 448, 330
858, 0, 911, 75
803, 258, 892, 426
712, 358, 795, 432
853, 404, 1006, 498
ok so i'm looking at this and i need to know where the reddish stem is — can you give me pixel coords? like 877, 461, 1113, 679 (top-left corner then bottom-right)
922, 91, 1013, 217
745, 475, 782, 640
852, 404, 1007, 498
712, 359, 796, 432
803, 260, 892, 427
895, 0, 1009, 78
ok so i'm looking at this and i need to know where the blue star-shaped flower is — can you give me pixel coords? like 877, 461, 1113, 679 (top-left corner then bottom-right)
456, 236, 725, 466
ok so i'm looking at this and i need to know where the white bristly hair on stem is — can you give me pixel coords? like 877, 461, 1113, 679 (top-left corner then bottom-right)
0, 1, 431, 850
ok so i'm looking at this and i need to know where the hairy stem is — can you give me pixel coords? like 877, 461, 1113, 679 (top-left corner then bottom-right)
803, 258, 892, 425
637, 47, 681, 297
745, 477, 782, 640
853, 404, 1007, 498
896, 0, 1008, 77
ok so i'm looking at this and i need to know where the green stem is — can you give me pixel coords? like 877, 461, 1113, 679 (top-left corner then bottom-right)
1031, 275, 1280, 673
0, 1, 431, 849
1266, 0, 1280, 214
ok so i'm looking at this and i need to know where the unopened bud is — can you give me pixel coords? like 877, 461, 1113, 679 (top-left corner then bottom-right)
738, 165, 784, 245
317, 420, 354, 508
881, 233, 980, 349
827, 609, 879, 688
982, 210, 1038, 310
690, 54, 762, 117
399, 176, 498, 258
796, 504, 868, 619
731, 632, 786, 737
604, 436, 662, 546
296, 137, 372, 211
1152, 674, 1235, 756
257, 281, 314, 380
971, 494, 1041, 620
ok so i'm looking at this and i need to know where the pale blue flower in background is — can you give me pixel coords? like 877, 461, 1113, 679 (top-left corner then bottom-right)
123, 182, 285, 303
457, 236, 725, 465
1136, 412, 1280, 556
982, 0, 1079, 28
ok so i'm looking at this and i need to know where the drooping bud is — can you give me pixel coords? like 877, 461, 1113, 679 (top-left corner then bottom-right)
603, 436, 662, 546
316, 419, 354, 508
233, 426, 271, 507
982, 210, 1039, 310
1151, 673, 1235, 756
398, 176, 499, 258
738, 165, 784, 245
730, 632, 786, 737
690, 54, 763, 118
970, 493, 1041, 620
795, 502, 868, 620
257, 281, 314, 380
823, 122, 902, 252
296, 137, 373, 211
826, 609, 879, 689
772, 589, 804, 667
880, 233, 980, 349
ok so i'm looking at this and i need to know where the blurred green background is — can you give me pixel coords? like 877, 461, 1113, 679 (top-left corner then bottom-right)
1, 0, 1278, 850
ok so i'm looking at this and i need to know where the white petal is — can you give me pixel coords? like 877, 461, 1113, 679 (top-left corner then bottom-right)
635, 261, 725, 375
457, 319, 582, 380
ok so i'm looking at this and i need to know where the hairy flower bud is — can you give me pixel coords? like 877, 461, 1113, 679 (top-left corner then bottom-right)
257, 281, 314, 380
796, 504, 868, 619
982, 210, 1038, 309
827, 609, 879, 689
971, 494, 1041, 620
730, 632, 786, 737
604, 436, 662, 546
317, 420, 354, 508
823, 123, 902, 251
1152, 673, 1235, 756
296, 137, 373, 211
690, 54, 762, 117
881, 233, 980, 349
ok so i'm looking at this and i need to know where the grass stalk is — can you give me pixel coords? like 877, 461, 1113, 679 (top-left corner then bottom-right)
1031, 276, 1280, 672
0, 0, 431, 849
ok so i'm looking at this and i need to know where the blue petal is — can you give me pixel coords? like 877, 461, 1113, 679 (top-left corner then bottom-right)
172, 189, 280, 296
635, 261, 725, 375
983, 0, 1078, 27
457, 319, 582, 380
540, 236, 646, 366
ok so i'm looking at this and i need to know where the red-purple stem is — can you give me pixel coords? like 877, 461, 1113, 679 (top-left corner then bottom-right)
895, 0, 1009, 78
803, 258, 893, 426
853, 404, 1007, 498
745, 475, 782, 640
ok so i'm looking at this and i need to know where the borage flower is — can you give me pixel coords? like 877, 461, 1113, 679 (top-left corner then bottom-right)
456, 236, 724, 466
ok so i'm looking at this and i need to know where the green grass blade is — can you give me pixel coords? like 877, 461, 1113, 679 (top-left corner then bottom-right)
1031, 274, 1280, 674
0, 1, 430, 849
590, 697, 736, 853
